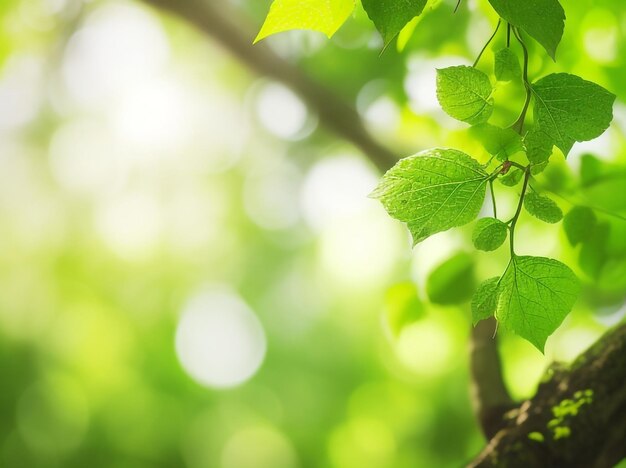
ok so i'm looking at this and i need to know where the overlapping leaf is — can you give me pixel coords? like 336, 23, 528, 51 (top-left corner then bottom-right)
471, 277, 500, 325
471, 124, 523, 161
524, 127, 553, 173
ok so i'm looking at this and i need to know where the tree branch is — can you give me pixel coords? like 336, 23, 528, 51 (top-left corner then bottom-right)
470, 322, 626, 467
470, 318, 515, 439
141, 0, 398, 173
141, 0, 514, 444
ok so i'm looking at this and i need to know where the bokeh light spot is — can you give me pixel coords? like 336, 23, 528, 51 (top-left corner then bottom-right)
254, 82, 312, 139
175, 289, 266, 389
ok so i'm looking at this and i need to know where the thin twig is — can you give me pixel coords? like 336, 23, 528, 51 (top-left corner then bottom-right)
508, 166, 531, 255
473, 19, 501, 68
511, 27, 531, 134
490, 180, 498, 218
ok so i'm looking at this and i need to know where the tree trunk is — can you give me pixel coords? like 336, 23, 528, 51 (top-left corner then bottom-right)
470, 323, 626, 467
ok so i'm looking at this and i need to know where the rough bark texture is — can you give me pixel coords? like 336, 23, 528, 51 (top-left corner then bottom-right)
470, 323, 626, 467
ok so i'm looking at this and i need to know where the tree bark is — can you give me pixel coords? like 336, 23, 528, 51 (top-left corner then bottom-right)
470, 318, 515, 439
470, 323, 626, 467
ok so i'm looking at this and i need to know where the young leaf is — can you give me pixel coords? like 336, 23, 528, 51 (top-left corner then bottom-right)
362, 0, 427, 46
531, 73, 616, 156
524, 192, 563, 224
470, 124, 523, 161
426, 252, 475, 305
487, 0, 565, 60
371, 148, 489, 244
471, 277, 500, 325
524, 126, 553, 174
436, 66, 494, 125
497, 256, 580, 352
494, 48, 521, 82
499, 168, 523, 187
472, 218, 508, 251
255, 0, 355, 43
563, 206, 597, 246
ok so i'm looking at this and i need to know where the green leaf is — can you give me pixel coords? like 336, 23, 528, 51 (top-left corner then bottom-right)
494, 47, 521, 82
499, 168, 523, 187
580, 154, 606, 187
531, 73, 616, 156
524, 127, 553, 174
470, 124, 523, 161
255, 0, 355, 43
497, 256, 580, 352
563, 207, 597, 246
524, 192, 563, 224
471, 277, 500, 325
487, 0, 565, 60
362, 0, 427, 46
426, 252, 475, 305
436, 66, 494, 125
384, 282, 424, 337
472, 218, 508, 251
579, 223, 610, 278
578, 157, 626, 212
371, 148, 489, 244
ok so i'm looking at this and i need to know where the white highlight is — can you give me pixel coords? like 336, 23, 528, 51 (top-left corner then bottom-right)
61, 3, 169, 107
111, 78, 189, 153
244, 162, 301, 230
95, 192, 163, 261
300, 155, 379, 231
175, 289, 266, 389
0, 55, 44, 131
255, 82, 310, 139
48, 120, 122, 196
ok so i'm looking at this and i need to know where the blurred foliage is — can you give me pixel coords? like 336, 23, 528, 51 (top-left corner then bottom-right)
0, 0, 624, 467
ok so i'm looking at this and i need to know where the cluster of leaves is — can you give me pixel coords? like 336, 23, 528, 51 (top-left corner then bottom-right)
256, 0, 616, 351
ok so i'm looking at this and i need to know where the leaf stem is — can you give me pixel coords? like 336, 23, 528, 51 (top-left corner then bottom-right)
511, 27, 531, 134
508, 160, 527, 171
490, 180, 498, 218
508, 165, 531, 255
506, 23, 511, 48
473, 19, 502, 68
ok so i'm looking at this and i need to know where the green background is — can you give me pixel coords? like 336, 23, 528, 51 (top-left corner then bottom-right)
0, 0, 625, 466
